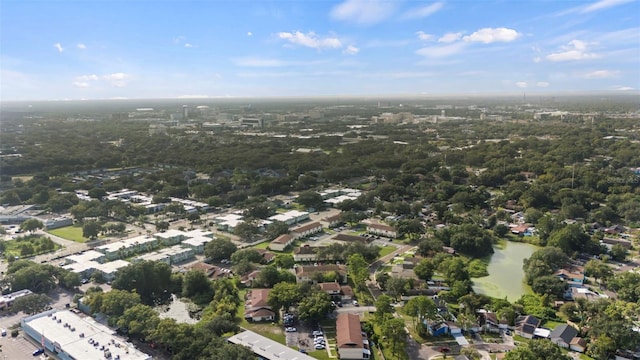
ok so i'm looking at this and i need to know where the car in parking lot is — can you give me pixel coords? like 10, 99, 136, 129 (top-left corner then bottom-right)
285, 327, 297, 332
314, 344, 326, 350
353, 300, 359, 306
312, 330, 323, 336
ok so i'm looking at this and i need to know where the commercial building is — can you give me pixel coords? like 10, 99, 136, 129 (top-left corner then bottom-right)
268, 210, 309, 225
0, 289, 33, 310
21, 309, 151, 360
270, 234, 294, 252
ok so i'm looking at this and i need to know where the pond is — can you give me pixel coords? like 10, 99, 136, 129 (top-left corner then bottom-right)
472, 241, 538, 301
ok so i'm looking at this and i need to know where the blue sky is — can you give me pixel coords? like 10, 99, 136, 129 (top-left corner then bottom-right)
1, 0, 639, 100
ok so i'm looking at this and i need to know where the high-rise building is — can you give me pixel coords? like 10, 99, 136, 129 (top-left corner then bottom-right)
182, 105, 189, 119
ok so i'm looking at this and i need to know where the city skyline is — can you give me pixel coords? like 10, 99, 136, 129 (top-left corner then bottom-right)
1, 0, 639, 101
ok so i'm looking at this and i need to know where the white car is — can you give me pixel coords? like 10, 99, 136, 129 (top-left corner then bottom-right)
314, 344, 326, 350
285, 327, 297, 332
312, 330, 323, 336
353, 300, 359, 306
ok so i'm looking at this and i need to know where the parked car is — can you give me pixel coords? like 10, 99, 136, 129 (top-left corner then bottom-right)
505, 330, 511, 336
312, 330, 323, 336
285, 327, 297, 332
1, 328, 6, 336
353, 300, 359, 306
314, 344, 326, 350
32, 348, 45, 356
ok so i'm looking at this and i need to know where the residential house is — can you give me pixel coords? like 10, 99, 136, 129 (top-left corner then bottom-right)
188, 262, 232, 280
244, 289, 275, 322
295, 264, 347, 284
269, 234, 294, 252
336, 313, 371, 360
318, 282, 342, 297
340, 285, 355, 302
477, 310, 502, 333
333, 233, 369, 246
320, 213, 342, 228
181, 236, 211, 254
515, 315, 540, 339
366, 223, 399, 238
570, 337, 587, 353
554, 266, 585, 286
601, 237, 632, 250
240, 269, 261, 287
291, 222, 323, 240
255, 249, 276, 263
550, 324, 578, 348
293, 245, 319, 262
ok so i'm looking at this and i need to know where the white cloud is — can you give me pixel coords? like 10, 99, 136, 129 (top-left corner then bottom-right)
546, 40, 599, 61
330, 0, 396, 25
537, 81, 550, 87
72, 81, 90, 88
416, 42, 466, 58
53, 43, 64, 52
278, 31, 342, 49
247, 32, 253, 36
583, 70, 620, 78
184, 43, 193, 48
515, 81, 528, 88
438, 32, 463, 43
77, 43, 86, 50
581, 0, 635, 13
102, 73, 130, 87
77, 74, 99, 81
403, 2, 444, 19
343, 45, 360, 55
533, 57, 542, 63
463, 27, 520, 43
610, 85, 634, 91
416, 31, 434, 41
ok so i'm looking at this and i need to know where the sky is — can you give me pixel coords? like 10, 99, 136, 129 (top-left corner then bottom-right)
1, 0, 639, 100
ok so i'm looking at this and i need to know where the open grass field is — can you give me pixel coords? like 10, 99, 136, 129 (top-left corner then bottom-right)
379, 245, 395, 257
48, 225, 87, 242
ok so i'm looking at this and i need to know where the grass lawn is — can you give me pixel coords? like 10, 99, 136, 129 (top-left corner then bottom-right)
3, 235, 62, 259
48, 225, 87, 242
541, 319, 565, 330
251, 241, 271, 250
379, 245, 395, 257
308, 350, 331, 359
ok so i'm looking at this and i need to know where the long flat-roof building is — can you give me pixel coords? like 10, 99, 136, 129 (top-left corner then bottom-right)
22, 309, 151, 360
228, 330, 315, 360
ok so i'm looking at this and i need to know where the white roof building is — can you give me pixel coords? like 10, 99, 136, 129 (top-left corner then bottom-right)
228, 330, 315, 360
22, 309, 151, 360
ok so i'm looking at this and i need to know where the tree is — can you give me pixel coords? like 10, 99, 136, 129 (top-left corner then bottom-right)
449, 224, 495, 258
274, 254, 295, 269
254, 266, 281, 288
9, 264, 56, 293
494, 224, 508, 237
231, 249, 263, 264
268, 282, 302, 314
116, 304, 160, 338
414, 258, 435, 281
386, 277, 407, 301
88, 187, 107, 199
19, 219, 44, 234
204, 238, 237, 261
347, 253, 370, 292
297, 290, 334, 323
547, 224, 593, 255
155, 221, 169, 232
82, 221, 102, 239
10, 293, 51, 315
609, 271, 640, 303
374, 295, 394, 320
233, 221, 260, 240
265, 221, 290, 240
111, 261, 173, 305
59, 270, 82, 289
504, 339, 571, 360
182, 270, 213, 305
523, 247, 568, 285
609, 244, 627, 261
588, 335, 616, 360
584, 259, 613, 284
296, 191, 324, 211
531, 275, 566, 298
404, 295, 437, 333
380, 318, 407, 358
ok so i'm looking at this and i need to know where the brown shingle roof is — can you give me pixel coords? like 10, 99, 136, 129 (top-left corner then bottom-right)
247, 289, 271, 309
336, 313, 364, 349
272, 234, 293, 244
367, 223, 396, 232
296, 264, 347, 277
294, 245, 318, 255
292, 222, 322, 233
319, 282, 341, 292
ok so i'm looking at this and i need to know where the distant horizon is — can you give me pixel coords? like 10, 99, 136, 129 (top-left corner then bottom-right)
2, 0, 638, 101
2, 89, 639, 105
